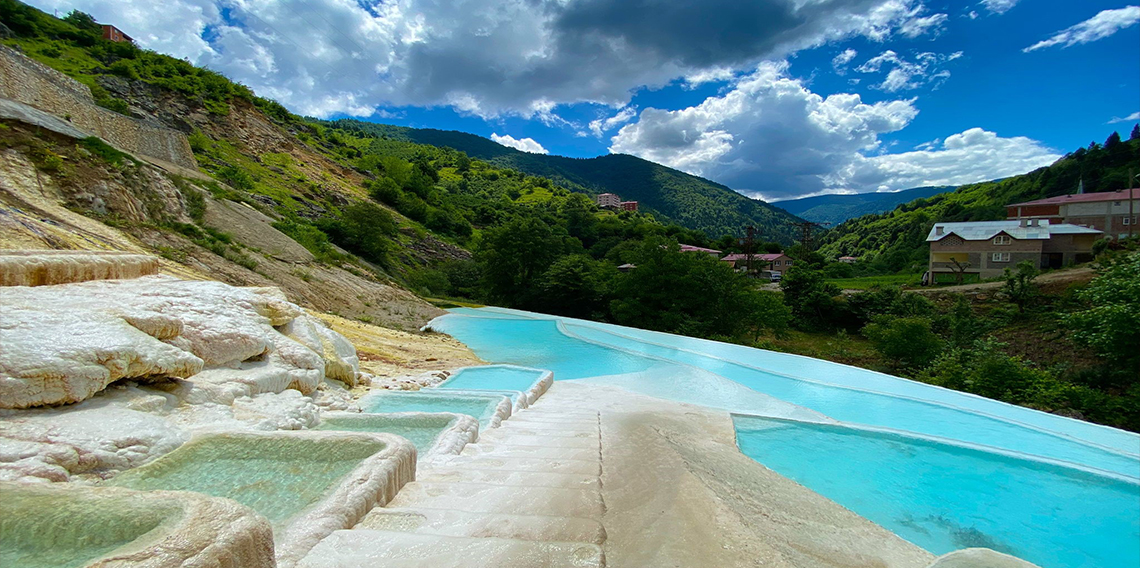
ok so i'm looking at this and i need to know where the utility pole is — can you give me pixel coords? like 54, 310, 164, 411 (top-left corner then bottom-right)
792, 221, 829, 251
744, 226, 756, 274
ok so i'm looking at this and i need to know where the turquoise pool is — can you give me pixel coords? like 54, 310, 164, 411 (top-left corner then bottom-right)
316, 413, 463, 456
438, 365, 548, 393
359, 391, 507, 428
429, 307, 1140, 568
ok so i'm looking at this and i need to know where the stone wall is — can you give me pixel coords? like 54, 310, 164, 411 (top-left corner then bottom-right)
0, 46, 197, 169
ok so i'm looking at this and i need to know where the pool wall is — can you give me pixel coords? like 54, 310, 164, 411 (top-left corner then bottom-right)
318, 411, 479, 459
436, 365, 553, 407
0, 481, 275, 568
105, 430, 415, 568
358, 390, 514, 429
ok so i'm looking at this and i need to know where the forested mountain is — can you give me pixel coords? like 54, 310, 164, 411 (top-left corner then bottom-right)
817, 133, 1140, 272
327, 121, 804, 242
773, 185, 954, 225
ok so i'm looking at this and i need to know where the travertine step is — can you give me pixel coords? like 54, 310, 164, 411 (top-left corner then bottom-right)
388, 481, 604, 518
497, 419, 599, 432
420, 466, 601, 490
470, 433, 598, 449
432, 454, 602, 475
299, 530, 604, 568
459, 443, 599, 461
479, 427, 598, 440
518, 408, 599, 417
356, 507, 606, 544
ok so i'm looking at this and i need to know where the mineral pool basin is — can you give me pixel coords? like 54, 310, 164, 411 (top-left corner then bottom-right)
437, 365, 549, 393
316, 412, 461, 456
1, 485, 180, 568
359, 391, 508, 428
429, 306, 1140, 568
107, 433, 386, 531
734, 415, 1140, 568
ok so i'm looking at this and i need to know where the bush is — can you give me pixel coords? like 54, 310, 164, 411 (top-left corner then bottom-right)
863, 316, 943, 369
920, 340, 1065, 406
272, 219, 344, 263
367, 176, 402, 205
216, 165, 254, 191
780, 266, 845, 331
1065, 252, 1140, 376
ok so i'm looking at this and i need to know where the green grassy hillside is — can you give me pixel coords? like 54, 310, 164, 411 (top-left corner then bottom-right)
328, 121, 804, 242
817, 135, 1140, 272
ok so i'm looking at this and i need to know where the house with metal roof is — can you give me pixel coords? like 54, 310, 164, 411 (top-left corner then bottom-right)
1007, 188, 1138, 241
720, 253, 792, 272
926, 219, 1101, 283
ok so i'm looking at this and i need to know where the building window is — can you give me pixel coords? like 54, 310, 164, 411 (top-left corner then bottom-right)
785, 260, 793, 266
993, 235, 1011, 245
1125, 216, 1133, 226
992, 252, 1010, 263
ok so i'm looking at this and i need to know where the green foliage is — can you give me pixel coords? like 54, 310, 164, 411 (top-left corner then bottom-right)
920, 340, 1068, 408
744, 291, 791, 340
271, 219, 345, 264
317, 202, 397, 267
216, 165, 254, 191
863, 316, 942, 369
539, 255, 615, 320
79, 136, 129, 165
609, 239, 752, 338
779, 266, 843, 331
1065, 252, 1140, 374
367, 176, 402, 206
1001, 260, 1039, 313
180, 185, 206, 223
478, 217, 567, 306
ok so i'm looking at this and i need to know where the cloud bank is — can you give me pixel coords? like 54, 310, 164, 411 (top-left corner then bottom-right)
490, 133, 549, 154
609, 63, 1059, 200
1024, 6, 1140, 52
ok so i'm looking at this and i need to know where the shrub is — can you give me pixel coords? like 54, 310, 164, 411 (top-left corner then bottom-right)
272, 219, 345, 264
368, 176, 402, 205
863, 316, 943, 369
216, 165, 254, 191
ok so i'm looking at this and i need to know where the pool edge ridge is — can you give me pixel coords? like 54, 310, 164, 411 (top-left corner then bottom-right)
275, 430, 417, 568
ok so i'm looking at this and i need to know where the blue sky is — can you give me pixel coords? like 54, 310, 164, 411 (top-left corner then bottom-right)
35, 0, 1140, 200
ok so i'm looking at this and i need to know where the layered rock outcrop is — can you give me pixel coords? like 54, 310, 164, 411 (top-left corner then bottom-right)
0, 274, 361, 409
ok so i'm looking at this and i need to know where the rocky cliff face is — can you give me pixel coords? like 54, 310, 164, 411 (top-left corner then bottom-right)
0, 119, 444, 330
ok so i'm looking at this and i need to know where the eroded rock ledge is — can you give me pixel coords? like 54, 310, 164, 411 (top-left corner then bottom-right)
0, 274, 362, 409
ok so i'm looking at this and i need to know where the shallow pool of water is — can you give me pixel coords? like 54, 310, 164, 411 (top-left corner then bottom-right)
108, 433, 384, 530
0, 485, 179, 568
438, 365, 547, 393
316, 413, 459, 455
359, 391, 507, 428
734, 415, 1140, 568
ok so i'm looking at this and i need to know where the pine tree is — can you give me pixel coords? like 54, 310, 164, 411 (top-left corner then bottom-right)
1105, 131, 1122, 148
1130, 124, 1140, 141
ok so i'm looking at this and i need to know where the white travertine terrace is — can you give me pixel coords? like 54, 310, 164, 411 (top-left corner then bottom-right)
924, 549, 1042, 567
0, 481, 276, 567
0, 274, 363, 409
0, 249, 160, 286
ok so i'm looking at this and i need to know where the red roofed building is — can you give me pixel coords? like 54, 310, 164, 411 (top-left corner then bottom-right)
619, 201, 638, 211
1007, 188, 1138, 240
679, 244, 722, 256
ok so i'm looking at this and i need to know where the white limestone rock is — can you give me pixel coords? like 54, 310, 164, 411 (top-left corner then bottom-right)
925, 549, 1042, 568
0, 275, 361, 408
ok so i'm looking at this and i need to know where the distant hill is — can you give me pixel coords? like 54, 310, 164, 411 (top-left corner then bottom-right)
817, 133, 1140, 272
773, 186, 955, 225
328, 121, 804, 242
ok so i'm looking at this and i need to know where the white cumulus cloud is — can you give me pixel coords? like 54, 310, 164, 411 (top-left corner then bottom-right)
490, 133, 549, 154
609, 63, 1058, 200
1024, 6, 1140, 52
588, 107, 638, 137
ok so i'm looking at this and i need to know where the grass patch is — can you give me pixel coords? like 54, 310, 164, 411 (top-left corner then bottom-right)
827, 273, 921, 290
79, 136, 131, 165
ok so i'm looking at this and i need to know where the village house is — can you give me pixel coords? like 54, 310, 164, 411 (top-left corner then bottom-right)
619, 200, 638, 211
100, 24, 134, 43
720, 253, 792, 272
679, 244, 723, 256
1006, 188, 1138, 241
926, 219, 1101, 283
838, 256, 858, 264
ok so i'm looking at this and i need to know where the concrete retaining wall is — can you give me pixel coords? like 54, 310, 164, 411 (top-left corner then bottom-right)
0, 45, 197, 169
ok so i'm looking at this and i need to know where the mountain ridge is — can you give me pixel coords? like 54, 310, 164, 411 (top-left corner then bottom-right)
772, 186, 955, 225
328, 120, 804, 242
